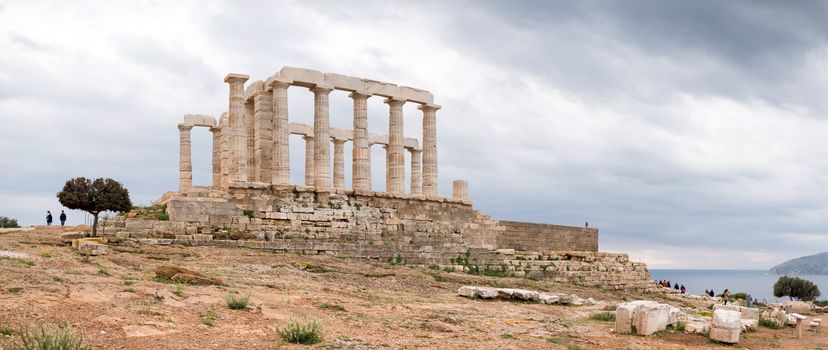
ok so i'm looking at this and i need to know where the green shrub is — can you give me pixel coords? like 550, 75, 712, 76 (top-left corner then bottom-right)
774, 276, 821, 301
16, 323, 88, 350
759, 316, 784, 329
242, 210, 255, 219
0, 216, 20, 228
813, 300, 828, 307
226, 293, 249, 310
588, 311, 615, 322
673, 322, 686, 332
276, 320, 323, 345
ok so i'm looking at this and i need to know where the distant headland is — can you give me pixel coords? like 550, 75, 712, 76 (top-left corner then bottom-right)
769, 252, 828, 275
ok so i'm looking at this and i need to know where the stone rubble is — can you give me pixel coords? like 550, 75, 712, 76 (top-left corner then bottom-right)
456, 286, 592, 306
709, 309, 741, 344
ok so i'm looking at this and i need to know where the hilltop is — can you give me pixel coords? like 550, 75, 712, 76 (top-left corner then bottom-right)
769, 252, 828, 275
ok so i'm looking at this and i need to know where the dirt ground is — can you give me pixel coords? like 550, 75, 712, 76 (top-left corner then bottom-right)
0, 226, 825, 349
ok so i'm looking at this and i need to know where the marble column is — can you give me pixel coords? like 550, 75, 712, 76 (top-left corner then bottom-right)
219, 113, 230, 188
270, 80, 291, 185
333, 139, 345, 189
385, 98, 405, 193
245, 100, 255, 181
178, 124, 193, 192
350, 92, 371, 191
210, 126, 221, 189
419, 104, 440, 196
224, 73, 249, 183
409, 148, 422, 195
253, 91, 273, 183
303, 135, 315, 186
452, 180, 468, 200
311, 86, 334, 190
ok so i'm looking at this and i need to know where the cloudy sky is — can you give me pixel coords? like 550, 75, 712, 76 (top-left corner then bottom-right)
2, 1, 828, 269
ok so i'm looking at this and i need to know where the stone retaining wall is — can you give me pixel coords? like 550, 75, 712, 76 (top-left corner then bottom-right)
496, 221, 598, 252
101, 186, 654, 291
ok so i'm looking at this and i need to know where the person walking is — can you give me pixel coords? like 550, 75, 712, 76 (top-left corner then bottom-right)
59, 210, 67, 227
722, 289, 731, 305
46, 211, 53, 226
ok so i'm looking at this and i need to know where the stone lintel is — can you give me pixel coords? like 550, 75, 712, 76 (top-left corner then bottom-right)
228, 181, 271, 189
243, 80, 264, 101
417, 103, 442, 111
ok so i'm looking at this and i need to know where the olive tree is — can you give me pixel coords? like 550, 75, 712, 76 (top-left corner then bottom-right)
57, 177, 132, 236
774, 276, 821, 301
0, 216, 20, 228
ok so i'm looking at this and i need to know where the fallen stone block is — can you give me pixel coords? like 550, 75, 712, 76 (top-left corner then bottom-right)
740, 307, 759, 320
72, 237, 106, 248
511, 289, 540, 301
685, 320, 710, 334
615, 301, 660, 335
713, 309, 741, 330
456, 286, 498, 299
539, 293, 560, 304
60, 232, 85, 243
77, 242, 108, 256
713, 304, 740, 312
633, 302, 670, 336
709, 327, 740, 343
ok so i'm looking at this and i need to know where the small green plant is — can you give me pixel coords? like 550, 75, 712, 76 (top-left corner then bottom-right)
587, 311, 616, 322
758, 316, 784, 329
9, 287, 23, 293
428, 264, 440, 270
500, 333, 513, 339
673, 322, 686, 332
172, 285, 185, 298
1, 256, 35, 267
122, 279, 136, 286
0, 328, 14, 335
276, 320, 323, 345
16, 323, 88, 350
80, 256, 92, 264
354, 203, 362, 210
696, 311, 712, 317
39, 252, 52, 258
226, 292, 250, 310
390, 255, 404, 265
242, 210, 255, 219
96, 268, 110, 277
197, 310, 217, 327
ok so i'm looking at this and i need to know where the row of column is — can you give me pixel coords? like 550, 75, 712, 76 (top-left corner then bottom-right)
211, 74, 440, 195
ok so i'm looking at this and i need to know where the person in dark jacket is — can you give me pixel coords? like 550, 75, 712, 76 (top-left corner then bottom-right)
46, 211, 53, 226
59, 210, 67, 226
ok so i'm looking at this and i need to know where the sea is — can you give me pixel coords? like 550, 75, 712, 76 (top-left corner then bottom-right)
649, 269, 828, 303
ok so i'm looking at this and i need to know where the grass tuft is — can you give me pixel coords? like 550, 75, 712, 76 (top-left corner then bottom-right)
1, 256, 35, 267
587, 311, 616, 322
225, 292, 249, 310
197, 310, 217, 327
759, 316, 784, 329
16, 323, 87, 350
276, 320, 323, 345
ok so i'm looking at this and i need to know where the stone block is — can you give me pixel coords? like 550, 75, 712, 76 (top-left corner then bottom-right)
633, 303, 670, 336
60, 232, 85, 243
709, 327, 740, 343
740, 307, 759, 320
713, 304, 740, 312
72, 237, 107, 248
192, 234, 213, 241
712, 309, 741, 330
77, 242, 107, 256
615, 301, 659, 335
684, 320, 710, 334
740, 319, 758, 332
175, 235, 193, 240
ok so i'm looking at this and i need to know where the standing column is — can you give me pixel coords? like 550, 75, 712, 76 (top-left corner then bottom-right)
350, 92, 371, 191
385, 98, 405, 193
311, 86, 334, 190
245, 100, 255, 181
303, 135, 315, 186
270, 80, 291, 185
224, 73, 249, 183
219, 113, 230, 188
210, 126, 222, 189
409, 148, 422, 195
178, 124, 193, 192
333, 139, 345, 189
253, 91, 273, 183
419, 104, 440, 196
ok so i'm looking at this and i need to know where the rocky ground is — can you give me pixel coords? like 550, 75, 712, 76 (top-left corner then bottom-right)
0, 226, 825, 349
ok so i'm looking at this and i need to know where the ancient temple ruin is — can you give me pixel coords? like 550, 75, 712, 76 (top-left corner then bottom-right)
113, 67, 654, 291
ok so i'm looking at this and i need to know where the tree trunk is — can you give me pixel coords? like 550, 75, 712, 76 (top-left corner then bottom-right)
92, 213, 99, 237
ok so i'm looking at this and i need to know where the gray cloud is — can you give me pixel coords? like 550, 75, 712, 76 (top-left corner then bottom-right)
1, 0, 827, 268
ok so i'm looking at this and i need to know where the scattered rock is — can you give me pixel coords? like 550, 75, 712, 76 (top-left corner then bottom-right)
741, 319, 758, 332
457, 286, 584, 305
60, 232, 85, 243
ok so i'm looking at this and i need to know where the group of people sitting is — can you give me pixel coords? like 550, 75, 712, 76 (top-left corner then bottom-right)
658, 280, 687, 294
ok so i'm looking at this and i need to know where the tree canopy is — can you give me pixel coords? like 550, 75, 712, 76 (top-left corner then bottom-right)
773, 276, 821, 301
0, 216, 20, 228
57, 177, 132, 236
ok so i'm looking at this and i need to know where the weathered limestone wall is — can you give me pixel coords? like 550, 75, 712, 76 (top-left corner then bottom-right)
496, 221, 598, 252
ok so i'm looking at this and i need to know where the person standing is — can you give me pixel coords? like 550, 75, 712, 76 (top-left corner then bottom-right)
46, 211, 53, 226
745, 294, 753, 308
59, 210, 67, 226
722, 289, 731, 305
